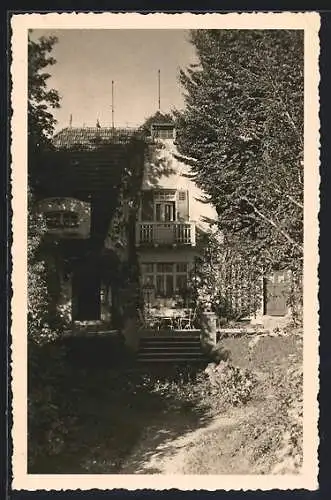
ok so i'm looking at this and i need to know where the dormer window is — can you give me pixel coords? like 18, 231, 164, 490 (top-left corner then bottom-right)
151, 122, 175, 140
45, 211, 79, 229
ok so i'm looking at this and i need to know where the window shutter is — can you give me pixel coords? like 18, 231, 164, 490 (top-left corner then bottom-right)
141, 191, 154, 221
176, 190, 189, 221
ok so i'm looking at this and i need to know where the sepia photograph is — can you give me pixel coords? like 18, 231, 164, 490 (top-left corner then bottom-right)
11, 12, 320, 491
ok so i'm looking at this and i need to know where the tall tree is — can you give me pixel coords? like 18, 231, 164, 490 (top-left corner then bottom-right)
175, 30, 304, 272
27, 35, 67, 468
28, 31, 60, 160
27, 33, 61, 340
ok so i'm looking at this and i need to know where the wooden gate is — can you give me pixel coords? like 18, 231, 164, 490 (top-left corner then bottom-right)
264, 270, 289, 316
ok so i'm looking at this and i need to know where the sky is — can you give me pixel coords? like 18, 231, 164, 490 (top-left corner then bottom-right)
31, 29, 198, 131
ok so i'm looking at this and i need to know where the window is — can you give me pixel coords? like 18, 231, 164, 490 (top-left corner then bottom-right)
142, 263, 154, 273
176, 263, 188, 273
142, 263, 154, 288
156, 263, 174, 273
166, 274, 174, 296
141, 262, 190, 299
45, 212, 62, 229
155, 202, 176, 222
45, 211, 79, 229
175, 274, 187, 293
63, 212, 79, 228
143, 275, 154, 287
164, 203, 175, 222
154, 190, 176, 201
155, 204, 161, 222
153, 127, 174, 139
156, 273, 174, 297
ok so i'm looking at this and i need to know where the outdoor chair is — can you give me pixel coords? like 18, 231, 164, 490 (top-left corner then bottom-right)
183, 308, 197, 329
158, 317, 175, 330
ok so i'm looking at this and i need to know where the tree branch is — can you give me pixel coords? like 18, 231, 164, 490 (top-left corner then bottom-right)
241, 196, 303, 253
265, 73, 304, 149
270, 185, 303, 209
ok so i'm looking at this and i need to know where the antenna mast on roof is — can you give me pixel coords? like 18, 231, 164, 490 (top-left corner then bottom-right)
69, 114, 73, 127
158, 69, 161, 111
112, 80, 115, 130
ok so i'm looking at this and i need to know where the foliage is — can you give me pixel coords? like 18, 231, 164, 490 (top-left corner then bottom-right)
28, 186, 69, 468
203, 361, 257, 407
28, 187, 54, 343
232, 360, 303, 474
28, 189, 69, 468
189, 231, 262, 320
28, 342, 69, 468
27, 33, 67, 469
175, 30, 303, 274
221, 331, 303, 473
149, 360, 257, 414
28, 32, 60, 155
271, 364, 303, 473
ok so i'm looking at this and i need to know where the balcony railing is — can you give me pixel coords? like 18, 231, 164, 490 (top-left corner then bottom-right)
136, 221, 196, 247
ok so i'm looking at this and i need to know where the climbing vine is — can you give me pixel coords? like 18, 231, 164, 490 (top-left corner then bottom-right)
189, 231, 263, 321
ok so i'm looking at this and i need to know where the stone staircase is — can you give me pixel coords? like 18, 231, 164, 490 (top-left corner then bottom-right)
137, 335, 207, 363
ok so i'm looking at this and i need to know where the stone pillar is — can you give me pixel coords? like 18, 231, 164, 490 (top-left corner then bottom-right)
200, 311, 217, 353
122, 316, 139, 352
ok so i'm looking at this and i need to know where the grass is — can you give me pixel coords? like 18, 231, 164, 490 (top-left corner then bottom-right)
173, 331, 303, 474
28, 329, 303, 474
28, 337, 211, 473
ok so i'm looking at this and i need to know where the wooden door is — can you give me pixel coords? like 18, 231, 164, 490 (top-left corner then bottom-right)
265, 270, 288, 316
72, 265, 101, 321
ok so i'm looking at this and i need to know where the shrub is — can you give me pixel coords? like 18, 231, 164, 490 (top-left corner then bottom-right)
27, 189, 69, 470
209, 345, 231, 364
28, 342, 69, 469
203, 361, 258, 407
271, 364, 303, 473
149, 361, 257, 415
188, 232, 263, 320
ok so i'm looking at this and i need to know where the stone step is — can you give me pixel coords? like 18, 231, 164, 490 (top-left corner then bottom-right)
137, 352, 205, 360
137, 357, 205, 364
140, 342, 201, 348
138, 349, 202, 356
137, 334, 206, 364
139, 337, 200, 343
141, 346, 202, 351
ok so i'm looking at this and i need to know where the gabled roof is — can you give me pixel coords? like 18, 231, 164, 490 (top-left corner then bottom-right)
53, 126, 140, 150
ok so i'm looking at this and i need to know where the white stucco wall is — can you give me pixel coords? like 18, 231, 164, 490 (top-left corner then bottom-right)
142, 139, 217, 232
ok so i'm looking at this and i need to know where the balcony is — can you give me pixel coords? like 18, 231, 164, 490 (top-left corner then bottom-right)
136, 221, 196, 247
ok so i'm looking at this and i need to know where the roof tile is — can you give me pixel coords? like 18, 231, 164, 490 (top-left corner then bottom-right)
53, 127, 139, 150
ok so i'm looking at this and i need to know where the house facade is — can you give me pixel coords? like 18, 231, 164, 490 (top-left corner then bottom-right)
135, 120, 293, 326
33, 121, 293, 337
33, 127, 145, 331
136, 121, 217, 311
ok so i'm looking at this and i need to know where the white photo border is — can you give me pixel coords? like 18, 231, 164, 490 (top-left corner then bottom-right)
10, 11, 320, 491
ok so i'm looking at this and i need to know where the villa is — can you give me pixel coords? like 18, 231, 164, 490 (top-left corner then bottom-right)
33, 116, 292, 342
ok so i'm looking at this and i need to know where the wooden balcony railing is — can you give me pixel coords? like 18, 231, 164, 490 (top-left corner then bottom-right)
136, 221, 196, 247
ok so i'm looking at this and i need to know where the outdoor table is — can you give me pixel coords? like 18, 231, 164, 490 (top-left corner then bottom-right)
147, 308, 193, 331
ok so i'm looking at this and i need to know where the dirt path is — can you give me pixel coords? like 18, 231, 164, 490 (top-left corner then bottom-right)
120, 404, 257, 474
